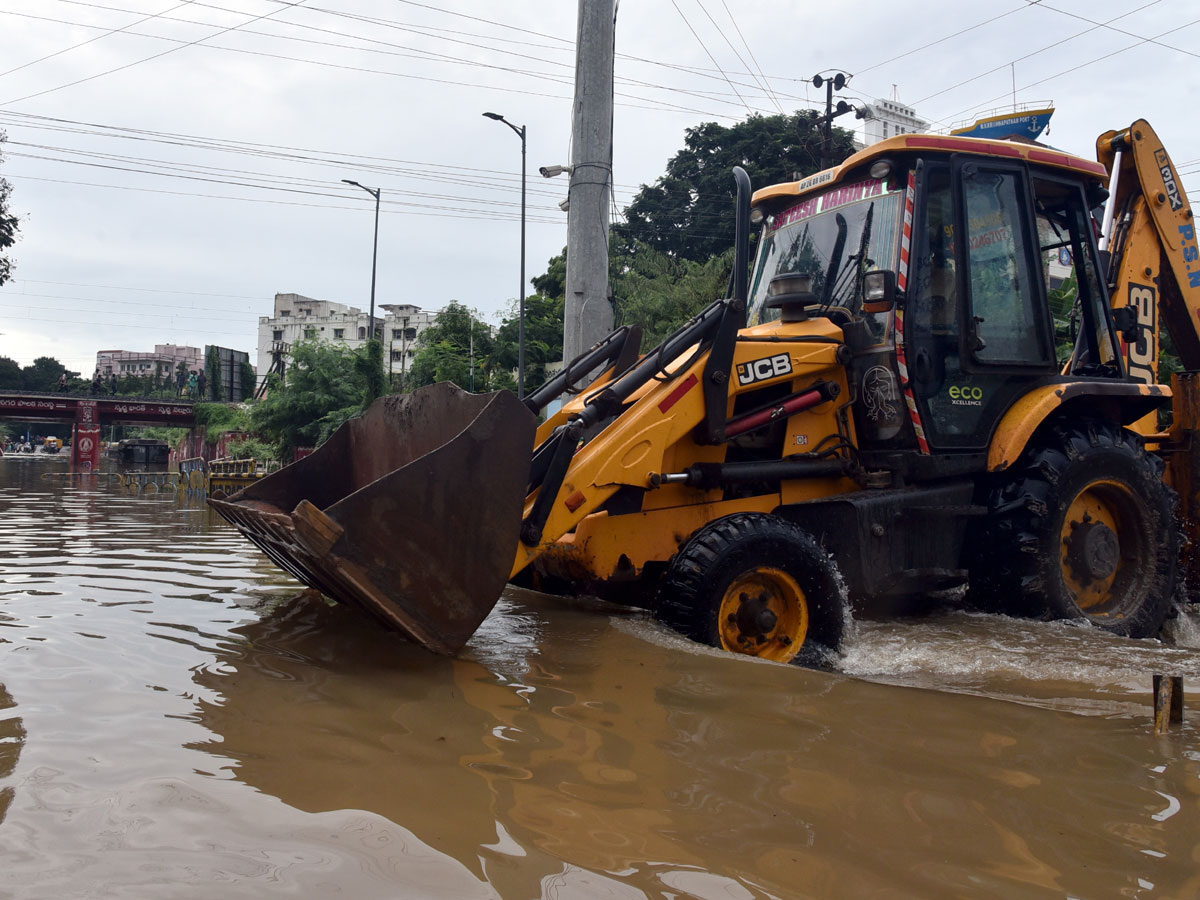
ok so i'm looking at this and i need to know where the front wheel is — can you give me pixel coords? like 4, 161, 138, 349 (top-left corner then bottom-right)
972, 420, 1178, 638
656, 513, 847, 665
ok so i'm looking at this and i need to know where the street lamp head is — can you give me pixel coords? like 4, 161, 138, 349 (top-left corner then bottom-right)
342, 179, 361, 187
482, 112, 504, 121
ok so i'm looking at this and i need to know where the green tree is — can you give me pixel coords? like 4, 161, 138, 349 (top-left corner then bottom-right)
0, 356, 21, 389
531, 248, 567, 301
205, 347, 222, 401
239, 360, 257, 400
250, 339, 369, 454
492, 293, 565, 396
616, 111, 854, 262
408, 302, 495, 391
613, 244, 734, 348
0, 130, 19, 287
357, 339, 385, 406
21, 357, 75, 392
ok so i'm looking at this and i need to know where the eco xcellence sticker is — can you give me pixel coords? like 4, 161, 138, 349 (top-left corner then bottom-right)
948, 384, 984, 407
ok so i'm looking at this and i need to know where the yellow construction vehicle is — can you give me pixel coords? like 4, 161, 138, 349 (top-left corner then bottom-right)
211, 119, 1200, 663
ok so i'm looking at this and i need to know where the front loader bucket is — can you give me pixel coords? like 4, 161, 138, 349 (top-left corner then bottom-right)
209, 382, 538, 655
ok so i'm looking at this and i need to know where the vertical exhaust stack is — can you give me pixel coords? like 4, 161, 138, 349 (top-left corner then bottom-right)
210, 382, 538, 655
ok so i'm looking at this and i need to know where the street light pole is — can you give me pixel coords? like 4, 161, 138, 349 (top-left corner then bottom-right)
483, 111, 526, 400
342, 179, 381, 343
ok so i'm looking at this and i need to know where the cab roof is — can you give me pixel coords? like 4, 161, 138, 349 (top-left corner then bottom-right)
751, 132, 1109, 205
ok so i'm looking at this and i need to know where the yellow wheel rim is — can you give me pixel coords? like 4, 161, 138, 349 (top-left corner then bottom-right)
1060, 478, 1137, 615
717, 567, 809, 662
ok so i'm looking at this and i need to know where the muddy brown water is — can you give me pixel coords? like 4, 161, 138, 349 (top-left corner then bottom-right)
1, 456, 1199, 899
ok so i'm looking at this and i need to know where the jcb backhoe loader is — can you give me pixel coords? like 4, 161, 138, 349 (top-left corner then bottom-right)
212, 119, 1200, 663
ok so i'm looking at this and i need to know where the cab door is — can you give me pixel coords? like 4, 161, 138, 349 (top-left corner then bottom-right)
904, 159, 1057, 450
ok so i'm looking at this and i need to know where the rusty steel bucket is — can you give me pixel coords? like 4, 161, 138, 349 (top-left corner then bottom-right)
209, 382, 538, 655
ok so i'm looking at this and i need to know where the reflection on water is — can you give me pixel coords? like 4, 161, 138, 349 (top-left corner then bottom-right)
0, 459, 1199, 898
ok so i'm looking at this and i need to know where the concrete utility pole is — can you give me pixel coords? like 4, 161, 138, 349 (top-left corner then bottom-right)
562, 0, 616, 364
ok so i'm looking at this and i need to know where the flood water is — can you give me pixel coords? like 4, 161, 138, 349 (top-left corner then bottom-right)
1, 455, 1199, 900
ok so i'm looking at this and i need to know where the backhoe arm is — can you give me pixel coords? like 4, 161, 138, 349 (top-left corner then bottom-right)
1098, 119, 1200, 379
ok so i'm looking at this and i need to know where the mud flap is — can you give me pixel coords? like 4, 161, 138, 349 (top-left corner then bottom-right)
209, 382, 538, 655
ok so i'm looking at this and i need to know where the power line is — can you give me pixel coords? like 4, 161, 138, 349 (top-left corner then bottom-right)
12, 277, 265, 301
938, 13, 1200, 125
857, 3, 1034, 75
1034, 0, 1196, 59
4, 172, 566, 224
716, 0, 784, 115
0, 108, 643, 195
2, 0, 315, 106
0, 0, 196, 80
2, 6, 756, 119
3, 141, 582, 210
0, 291, 263, 318
913, 0, 1164, 109
668, 0, 754, 117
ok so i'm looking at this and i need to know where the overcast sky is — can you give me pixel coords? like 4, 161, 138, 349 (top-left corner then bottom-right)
0, 0, 1197, 372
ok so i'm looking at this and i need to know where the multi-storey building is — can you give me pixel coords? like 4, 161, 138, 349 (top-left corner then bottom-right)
256, 293, 438, 389
95, 344, 203, 379
859, 95, 929, 144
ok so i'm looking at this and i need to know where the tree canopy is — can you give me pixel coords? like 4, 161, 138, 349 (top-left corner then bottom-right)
616, 112, 855, 263
491, 293, 564, 397
250, 339, 369, 454
0, 130, 19, 287
407, 301, 496, 392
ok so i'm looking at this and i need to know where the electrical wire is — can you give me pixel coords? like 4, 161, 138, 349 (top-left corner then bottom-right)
2, 0, 314, 107
938, 13, 1200, 126
668, 0, 754, 117
0, 0, 196, 80
913, 0, 1163, 108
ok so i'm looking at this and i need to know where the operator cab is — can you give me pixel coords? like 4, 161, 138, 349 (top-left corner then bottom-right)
746, 135, 1120, 468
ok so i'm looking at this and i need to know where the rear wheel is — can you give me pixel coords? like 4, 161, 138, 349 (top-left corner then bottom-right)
972, 420, 1177, 637
657, 513, 847, 665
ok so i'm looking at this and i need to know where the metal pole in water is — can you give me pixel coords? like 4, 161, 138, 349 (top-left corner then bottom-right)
1153, 675, 1184, 734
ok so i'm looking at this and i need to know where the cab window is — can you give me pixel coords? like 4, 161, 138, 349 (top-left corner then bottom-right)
960, 166, 1053, 367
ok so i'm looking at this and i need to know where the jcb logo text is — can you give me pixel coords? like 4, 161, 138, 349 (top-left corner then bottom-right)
1126, 282, 1157, 384
737, 353, 793, 386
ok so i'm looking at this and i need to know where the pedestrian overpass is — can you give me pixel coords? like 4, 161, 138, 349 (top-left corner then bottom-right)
0, 392, 196, 470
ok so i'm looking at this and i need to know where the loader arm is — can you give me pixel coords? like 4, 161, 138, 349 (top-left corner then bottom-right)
1098, 119, 1200, 382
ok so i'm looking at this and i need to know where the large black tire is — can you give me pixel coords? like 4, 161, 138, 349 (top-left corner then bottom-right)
971, 419, 1178, 638
656, 513, 847, 666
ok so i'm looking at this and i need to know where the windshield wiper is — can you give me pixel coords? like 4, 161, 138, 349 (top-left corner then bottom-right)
826, 202, 875, 312
819, 213, 848, 308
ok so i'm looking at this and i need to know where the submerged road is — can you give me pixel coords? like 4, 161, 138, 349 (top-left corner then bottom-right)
0, 455, 1198, 898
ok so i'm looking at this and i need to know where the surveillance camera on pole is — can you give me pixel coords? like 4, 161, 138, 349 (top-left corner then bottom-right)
539, 164, 573, 178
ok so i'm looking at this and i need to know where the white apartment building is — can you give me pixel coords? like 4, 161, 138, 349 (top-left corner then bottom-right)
859, 95, 929, 144
256, 293, 438, 386
95, 344, 203, 379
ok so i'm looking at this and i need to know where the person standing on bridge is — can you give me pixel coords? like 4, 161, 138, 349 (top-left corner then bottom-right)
187, 371, 197, 399
175, 367, 186, 398
57, 373, 67, 393
196, 368, 207, 401
91, 371, 102, 395
109, 372, 117, 395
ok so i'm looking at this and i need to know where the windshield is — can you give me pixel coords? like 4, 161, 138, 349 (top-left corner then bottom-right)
747, 177, 904, 325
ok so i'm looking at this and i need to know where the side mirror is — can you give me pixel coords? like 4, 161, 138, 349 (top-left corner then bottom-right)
862, 270, 896, 314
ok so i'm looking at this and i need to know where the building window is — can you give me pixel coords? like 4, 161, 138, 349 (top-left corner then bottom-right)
303, 309, 311, 316
392, 329, 402, 340
280, 310, 290, 316
391, 350, 403, 362
304, 327, 317, 340
358, 327, 366, 340
333, 328, 344, 339
405, 328, 417, 341
273, 330, 283, 341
